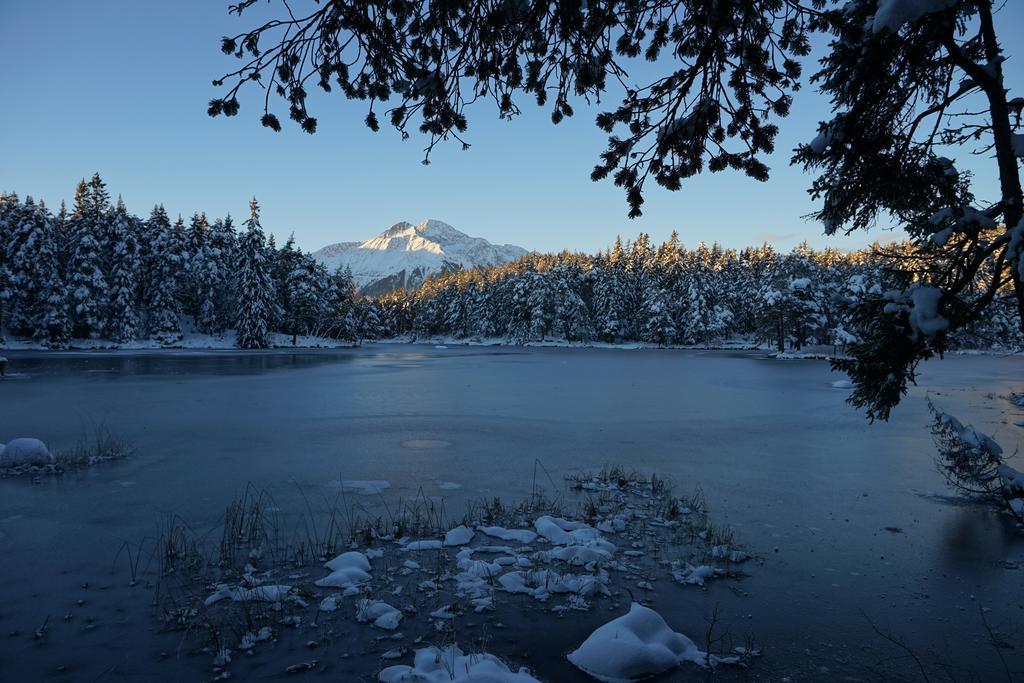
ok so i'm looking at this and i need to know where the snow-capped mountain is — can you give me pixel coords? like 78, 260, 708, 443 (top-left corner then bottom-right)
311, 219, 528, 296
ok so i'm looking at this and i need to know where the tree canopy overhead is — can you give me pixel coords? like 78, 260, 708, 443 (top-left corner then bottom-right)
210, 0, 828, 217
210, 0, 1022, 420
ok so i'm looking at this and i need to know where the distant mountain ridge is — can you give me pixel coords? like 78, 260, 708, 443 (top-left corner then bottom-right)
311, 219, 528, 296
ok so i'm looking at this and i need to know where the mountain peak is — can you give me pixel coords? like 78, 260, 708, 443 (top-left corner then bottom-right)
312, 220, 527, 296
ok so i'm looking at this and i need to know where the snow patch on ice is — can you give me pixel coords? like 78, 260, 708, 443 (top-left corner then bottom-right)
444, 525, 474, 546
356, 599, 403, 630
205, 585, 294, 605
340, 480, 391, 495
379, 645, 540, 682
567, 603, 708, 682
0, 438, 54, 467
478, 525, 537, 544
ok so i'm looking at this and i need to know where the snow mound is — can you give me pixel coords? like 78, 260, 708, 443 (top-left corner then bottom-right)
0, 438, 54, 467
499, 568, 609, 600
325, 550, 372, 573
444, 525, 475, 546
567, 603, 706, 683
356, 599, 403, 630
671, 564, 722, 586
316, 566, 371, 588
534, 516, 611, 549
379, 645, 540, 682
316, 550, 373, 588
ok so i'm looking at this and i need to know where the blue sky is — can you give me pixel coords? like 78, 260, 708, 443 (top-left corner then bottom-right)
1, 1, 1021, 254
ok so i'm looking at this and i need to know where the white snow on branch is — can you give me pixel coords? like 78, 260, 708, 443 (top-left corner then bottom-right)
907, 285, 948, 340
871, 0, 958, 34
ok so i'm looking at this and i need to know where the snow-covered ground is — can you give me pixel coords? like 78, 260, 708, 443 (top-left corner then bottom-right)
375, 334, 773, 353
0, 345, 1021, 681
1, 329, 354, 351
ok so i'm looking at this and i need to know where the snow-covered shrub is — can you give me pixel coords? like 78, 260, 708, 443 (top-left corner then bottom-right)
929, 401, 1023, 522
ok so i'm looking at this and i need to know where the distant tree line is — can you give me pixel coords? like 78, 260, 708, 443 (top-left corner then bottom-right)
378, 234, 1021, 353
0, 174, 369, 348
2, 175, 1020, 355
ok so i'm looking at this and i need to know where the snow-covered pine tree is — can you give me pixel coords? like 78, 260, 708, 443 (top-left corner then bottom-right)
526, 271, 554, 341
356, 300, 382, 341
2, 196, 32, 335
326, 266, 358, 341
466, 280, 494, 338
188, 212, 210, 255
208, 215, 238, 330
27, 202, 71, 347
193, 250, 220, 335
184, 212, 213, 321
642, 287, 676, 347
68, 176, 111, 338
169, 215, 191, 308
592, 262, 625, 342
235, 198, 275, 349
188, 227, 223, 335
105, 198, 140, 342
2, 198, 70, 345
0, 192, 18, 340
284, 253, 327, 338
146, 207, 184, 345
553, 275, 593, 342
273, 234, 302, 331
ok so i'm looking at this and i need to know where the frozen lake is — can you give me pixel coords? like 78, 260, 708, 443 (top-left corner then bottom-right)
0, 344, 1022, 680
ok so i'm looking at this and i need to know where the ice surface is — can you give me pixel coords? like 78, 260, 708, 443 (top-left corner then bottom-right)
3, 347, 1022, 681
567, 603, 706, 682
